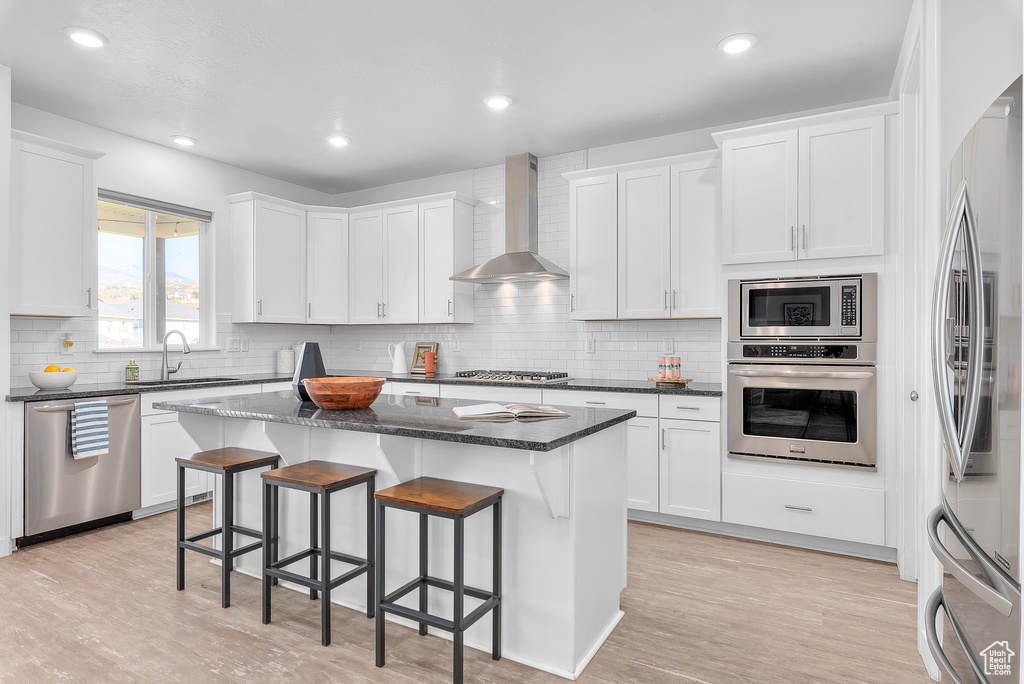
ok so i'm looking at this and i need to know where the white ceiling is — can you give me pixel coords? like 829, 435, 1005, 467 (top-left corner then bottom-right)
0, 0, 914, 194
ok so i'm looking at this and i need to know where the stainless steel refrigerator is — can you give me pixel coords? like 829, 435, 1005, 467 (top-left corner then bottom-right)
926, 76, 1022, 683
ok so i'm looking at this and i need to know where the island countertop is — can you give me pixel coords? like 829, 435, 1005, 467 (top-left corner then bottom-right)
153, 390, 636, 452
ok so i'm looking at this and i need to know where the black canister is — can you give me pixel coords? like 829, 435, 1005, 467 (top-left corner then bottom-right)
292, 341, 326, 401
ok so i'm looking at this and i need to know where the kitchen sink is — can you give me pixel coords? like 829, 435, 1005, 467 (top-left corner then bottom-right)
127, 377, 240, 387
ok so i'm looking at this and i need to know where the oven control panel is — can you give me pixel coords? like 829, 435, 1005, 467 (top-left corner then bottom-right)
741, 344, 859, 360
841, 285, 858, 327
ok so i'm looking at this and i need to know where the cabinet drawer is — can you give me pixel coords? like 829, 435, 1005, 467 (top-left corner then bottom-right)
441, 384, 542, 404
721, 472, 884, 545
141, 384, 261, 416
388, 382, 440, 398
542, 389, 658, 417
659, 395, 720, 421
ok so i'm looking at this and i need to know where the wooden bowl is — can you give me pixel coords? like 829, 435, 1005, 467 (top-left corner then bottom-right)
301, 377, 385, 410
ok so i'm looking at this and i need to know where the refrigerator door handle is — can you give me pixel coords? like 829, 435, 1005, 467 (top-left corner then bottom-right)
931, 179, 985, 482
925, 588, 991, 684
927, 504, 1018, 616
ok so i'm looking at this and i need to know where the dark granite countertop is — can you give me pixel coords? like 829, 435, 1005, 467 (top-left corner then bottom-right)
7, 368, 721, 402
154, 390, 635, 452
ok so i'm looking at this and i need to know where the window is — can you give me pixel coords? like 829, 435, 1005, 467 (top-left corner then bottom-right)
97, 192, 210, 349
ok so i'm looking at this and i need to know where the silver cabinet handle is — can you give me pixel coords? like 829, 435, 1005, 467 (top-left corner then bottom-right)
672, 289, 677, 309
86, 287, 92, 308
675, 405, 700, 411
405, 391, 421, 395
790, 226, 795, 251
802, 224, 808, 250
784, 505, 812, 512
308, 302, 312, 319
570, 293, 575, 312
382, 302, 386, 317
585, 401, 606, 405
924, 589, 978, 684
257, 300, 262, 317
927, 503, 1016, 616
661, 428, 666, 450
910, 391, 919, 401
729, 368, 873, 380
663, 290, 668, 310
448, 299, 452, 316
377, 302, 381, 318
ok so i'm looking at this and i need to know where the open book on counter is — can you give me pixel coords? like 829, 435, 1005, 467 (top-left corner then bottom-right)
452, 403, 571, 421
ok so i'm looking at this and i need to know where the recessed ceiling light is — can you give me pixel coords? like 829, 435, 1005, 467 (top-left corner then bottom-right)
63, 27, 108, 48
171, 135, 196, 147
484, 95, 512, 110
327, 135, 350, 147
718, 33, 757, 54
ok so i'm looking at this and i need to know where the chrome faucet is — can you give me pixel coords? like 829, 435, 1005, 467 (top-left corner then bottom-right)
161, 330, 192, 380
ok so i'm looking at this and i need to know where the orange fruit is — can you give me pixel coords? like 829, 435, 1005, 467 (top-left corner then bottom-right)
62, 368, 75, 372
43, 365, 60, 373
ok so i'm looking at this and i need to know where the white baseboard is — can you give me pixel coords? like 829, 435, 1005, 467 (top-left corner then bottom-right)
0, 537, 12, 558
628, 509, 898, 563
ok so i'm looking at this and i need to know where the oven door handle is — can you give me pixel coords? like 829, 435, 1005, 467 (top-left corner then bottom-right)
728, 369, 873, 380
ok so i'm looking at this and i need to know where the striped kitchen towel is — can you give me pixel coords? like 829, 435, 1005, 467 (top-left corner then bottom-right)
71, 400, 109, 459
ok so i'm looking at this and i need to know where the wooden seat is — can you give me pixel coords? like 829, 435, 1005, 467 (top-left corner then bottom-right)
261, 460, 375, 491
260, 460, 377, 647
176, 446, 280, 472
374, 477, 504, 516
374, 476, 503, 684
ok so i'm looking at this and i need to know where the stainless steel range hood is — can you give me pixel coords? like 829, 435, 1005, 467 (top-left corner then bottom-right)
450, 152, 569, 283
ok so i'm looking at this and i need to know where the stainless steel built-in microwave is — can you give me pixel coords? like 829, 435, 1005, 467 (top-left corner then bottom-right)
728, 274, 877, 341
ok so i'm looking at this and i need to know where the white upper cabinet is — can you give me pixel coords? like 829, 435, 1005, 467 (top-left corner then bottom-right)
306, 210, 348, 324
383, 204, 420, 324
419, 198, 474, 324
568, 174, 618, 320
716, 106, 889, 264
797, 117, 885, 259
617, 166, 671, 319
670, 156, 721, 318
720, 130, 799, 264
348, 209, 385, 324
10, 132, 103, 317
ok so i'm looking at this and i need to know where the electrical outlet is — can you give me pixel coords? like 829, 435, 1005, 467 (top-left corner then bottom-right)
663, 338, 674, 354
240, 337, 250, 352
453, 337, 461, 352
586, 337, 596, 354
60, 332, 74, 355
226, 338, 240, 352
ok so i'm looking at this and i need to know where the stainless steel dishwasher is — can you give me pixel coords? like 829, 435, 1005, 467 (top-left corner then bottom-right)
22, 394, 141, 545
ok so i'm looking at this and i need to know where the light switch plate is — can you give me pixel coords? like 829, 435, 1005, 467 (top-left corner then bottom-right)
453, 337, 461, 352
226, 338, 240, 352
586, 337, 596, 354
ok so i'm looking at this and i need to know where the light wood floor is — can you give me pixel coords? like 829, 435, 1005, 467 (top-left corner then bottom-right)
0, 503, 931, 683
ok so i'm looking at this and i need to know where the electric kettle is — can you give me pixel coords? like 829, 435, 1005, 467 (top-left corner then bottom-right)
388, 341, 409, 374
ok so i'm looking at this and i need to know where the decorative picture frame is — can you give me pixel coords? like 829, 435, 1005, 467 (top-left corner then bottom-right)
411, 342, 439, 374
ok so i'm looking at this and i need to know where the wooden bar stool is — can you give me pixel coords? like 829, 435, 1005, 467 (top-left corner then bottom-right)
260, 460, 377, 646
176, 447, 281, 608
374, 476, 503, 684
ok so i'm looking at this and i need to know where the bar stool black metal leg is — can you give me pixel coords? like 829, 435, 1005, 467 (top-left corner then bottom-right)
262, 480, 272, 624
366, 476, 375, 619
453, 515, 465, 684
222, 471, 234, 609
176, 463, 185, 591
375, 500, 386, 668
492, 497, 502, 661
270, 472, 279, 586
309, 491, 319, 600
418, 512, 429, 636
320, 488, 332, 647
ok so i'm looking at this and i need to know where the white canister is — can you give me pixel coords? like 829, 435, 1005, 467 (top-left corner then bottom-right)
277, 349, 296, 374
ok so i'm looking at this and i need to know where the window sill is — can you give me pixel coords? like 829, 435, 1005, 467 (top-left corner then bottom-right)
93, 347, 223, 354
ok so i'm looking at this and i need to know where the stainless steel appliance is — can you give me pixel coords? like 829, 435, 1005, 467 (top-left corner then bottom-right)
729, 274, 877, 340
453, 370, 571, 384
727, 275, 879, 469
925, 77, 1021, 683
21, 394, 141, 545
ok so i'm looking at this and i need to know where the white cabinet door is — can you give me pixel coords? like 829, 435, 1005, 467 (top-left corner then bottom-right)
670, 157, 720, 318
383, 205, 419, 324
659, 418, 721, 521
626, 416, 660, 512
306, 211, 348, 324
798, 117, 885, 259
140, 413, 207, 510
617, 166, 671, 319
254, 200, 306, 323
569, 174, 618, 320
10, 138, 97, 316
721, 130, 798, 264
419, 199, 457, 323
348, 210, 385, 324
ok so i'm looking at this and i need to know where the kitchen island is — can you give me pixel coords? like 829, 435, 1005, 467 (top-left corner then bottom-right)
155, 390, 635, 680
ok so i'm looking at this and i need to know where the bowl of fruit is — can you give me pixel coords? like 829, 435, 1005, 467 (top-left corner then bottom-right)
29, 365, 77, 390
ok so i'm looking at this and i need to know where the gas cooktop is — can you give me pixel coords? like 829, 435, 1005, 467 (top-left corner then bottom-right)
453, 370, 572, 384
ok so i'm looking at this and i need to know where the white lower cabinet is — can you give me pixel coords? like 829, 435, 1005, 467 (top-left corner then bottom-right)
140, 412, 207, 510
386, 382, 440, 398
659, 418, 721, 521
721, 472, 884, 546
625, 417, 660, 512
441, 384, 543, 404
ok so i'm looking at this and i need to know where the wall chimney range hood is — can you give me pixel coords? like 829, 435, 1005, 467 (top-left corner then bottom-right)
450, 152, 569, 283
